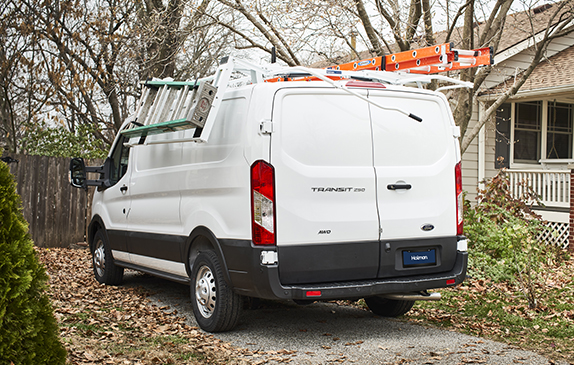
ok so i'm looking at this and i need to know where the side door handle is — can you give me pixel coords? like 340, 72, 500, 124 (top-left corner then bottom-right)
120, 185, 128, 193
387, 183, 412, 190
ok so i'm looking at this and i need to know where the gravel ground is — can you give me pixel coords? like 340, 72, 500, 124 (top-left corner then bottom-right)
123, 271, 567, 365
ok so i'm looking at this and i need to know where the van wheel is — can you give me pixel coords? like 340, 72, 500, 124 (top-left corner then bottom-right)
365, 296, 414, 317
92, 230, 124, 285
190, 251, 242, 332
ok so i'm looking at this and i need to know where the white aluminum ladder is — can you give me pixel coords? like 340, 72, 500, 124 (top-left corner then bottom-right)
122, 56, 235, 144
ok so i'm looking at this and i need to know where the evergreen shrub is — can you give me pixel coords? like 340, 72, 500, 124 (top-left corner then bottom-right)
0, 161, 66, 364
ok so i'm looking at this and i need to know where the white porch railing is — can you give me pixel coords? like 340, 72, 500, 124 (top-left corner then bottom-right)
506, 170, 570, 208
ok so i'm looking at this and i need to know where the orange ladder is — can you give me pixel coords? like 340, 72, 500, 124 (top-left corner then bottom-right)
327, 43, 493, 74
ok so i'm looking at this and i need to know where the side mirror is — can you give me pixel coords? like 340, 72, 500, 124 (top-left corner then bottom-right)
69, 158, 87, 189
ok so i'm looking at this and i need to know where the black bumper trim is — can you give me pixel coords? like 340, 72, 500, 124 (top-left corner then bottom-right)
222, 237, 468, 301
263, 251, 468, 300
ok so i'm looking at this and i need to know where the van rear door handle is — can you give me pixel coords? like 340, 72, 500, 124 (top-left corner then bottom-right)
387, 183, 412, 190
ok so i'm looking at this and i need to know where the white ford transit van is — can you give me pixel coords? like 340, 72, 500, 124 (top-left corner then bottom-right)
70, 57, 468, 332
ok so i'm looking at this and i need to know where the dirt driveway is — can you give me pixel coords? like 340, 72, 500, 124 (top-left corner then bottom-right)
124, 272, 564, 365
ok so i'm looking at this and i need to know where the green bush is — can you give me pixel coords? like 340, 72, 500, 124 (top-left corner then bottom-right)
0, 162, 66, 364
464, 172, 561, 308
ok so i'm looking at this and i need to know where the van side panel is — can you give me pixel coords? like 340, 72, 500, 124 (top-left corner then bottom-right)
180, 95, 252, 242
124, 134, 184, 266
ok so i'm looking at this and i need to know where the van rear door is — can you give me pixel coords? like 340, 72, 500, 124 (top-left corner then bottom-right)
271, 87, 380, 285
368, 90, 458, 278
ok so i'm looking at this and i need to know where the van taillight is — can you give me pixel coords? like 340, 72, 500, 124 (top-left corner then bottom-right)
455, 162, 463, 235
251, 160, 276, 245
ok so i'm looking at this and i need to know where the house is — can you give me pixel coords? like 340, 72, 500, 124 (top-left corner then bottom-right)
462, 1, 574, 249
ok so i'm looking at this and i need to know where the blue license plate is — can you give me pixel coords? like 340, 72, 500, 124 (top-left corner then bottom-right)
403, 249, 436, 267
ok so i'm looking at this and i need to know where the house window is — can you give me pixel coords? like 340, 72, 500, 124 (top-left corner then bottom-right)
495, 100, 574, 168
547, 102, 572, 159
513, 101, 541, 162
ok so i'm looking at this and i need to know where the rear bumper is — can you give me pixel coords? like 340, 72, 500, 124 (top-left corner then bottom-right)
221, 238, 468, 301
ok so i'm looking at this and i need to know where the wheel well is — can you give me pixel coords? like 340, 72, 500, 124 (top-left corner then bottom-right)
185, 227, 231, 286
88, 217, 104, 252
187, 235, 214, 275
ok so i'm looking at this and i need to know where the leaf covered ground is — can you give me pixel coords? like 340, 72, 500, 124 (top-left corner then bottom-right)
404, 255, 574, 364
37, 246, 258, 365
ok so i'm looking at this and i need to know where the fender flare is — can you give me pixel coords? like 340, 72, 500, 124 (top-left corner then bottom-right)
185, 226, 232, 286
87, 215, 107, 252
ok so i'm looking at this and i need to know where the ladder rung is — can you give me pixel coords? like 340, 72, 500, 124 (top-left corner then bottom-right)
121, 118, 194, 139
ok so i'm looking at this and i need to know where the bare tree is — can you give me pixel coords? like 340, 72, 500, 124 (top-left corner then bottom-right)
2, 0, 228, 155
349, 0, 574, 153
0, 1, 24, 153
207, 0, 358, 66
134, 0, 227, 80
0, 1, 52, 153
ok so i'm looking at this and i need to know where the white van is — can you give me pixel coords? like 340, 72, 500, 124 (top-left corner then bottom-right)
70, 57, 468, 332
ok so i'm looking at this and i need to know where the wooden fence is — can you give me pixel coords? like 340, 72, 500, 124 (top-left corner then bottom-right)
3, 153, 102, 248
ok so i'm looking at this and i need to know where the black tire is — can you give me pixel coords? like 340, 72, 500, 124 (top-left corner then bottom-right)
190, 250, 242, 332
365, 296, 414, 317
92, 230, 124, 285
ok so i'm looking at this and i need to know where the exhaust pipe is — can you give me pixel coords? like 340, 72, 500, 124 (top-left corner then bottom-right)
383, 291, 441, 301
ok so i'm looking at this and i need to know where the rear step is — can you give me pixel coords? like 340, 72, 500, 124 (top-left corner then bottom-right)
383, 291, 441, 301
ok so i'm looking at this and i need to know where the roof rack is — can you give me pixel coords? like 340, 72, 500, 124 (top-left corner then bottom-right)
123, 43, 492, 145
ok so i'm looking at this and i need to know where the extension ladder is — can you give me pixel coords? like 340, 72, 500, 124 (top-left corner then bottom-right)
327, 43, 493, 74
121, 56, 235, 144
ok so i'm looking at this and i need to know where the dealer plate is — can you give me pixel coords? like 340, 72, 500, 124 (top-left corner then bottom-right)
402, 249, 436, 267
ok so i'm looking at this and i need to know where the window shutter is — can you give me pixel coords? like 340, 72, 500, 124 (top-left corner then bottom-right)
495, 104, 511, 169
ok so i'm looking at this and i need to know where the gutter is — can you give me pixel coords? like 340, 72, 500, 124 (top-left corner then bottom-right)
494, 18, 574, 65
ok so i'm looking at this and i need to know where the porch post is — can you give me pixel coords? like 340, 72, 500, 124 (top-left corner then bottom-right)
569, 164, 574, 252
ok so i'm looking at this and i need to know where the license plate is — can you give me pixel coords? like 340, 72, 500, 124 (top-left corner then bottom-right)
403, 249, 436, 267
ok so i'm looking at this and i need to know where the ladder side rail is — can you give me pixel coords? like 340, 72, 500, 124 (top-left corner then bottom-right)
164, 87, 181, 122
132, 86, 154, 125
148, 85, 175, 126
170, 85, 192, 121
134, 87, 162, 127
145, 85, 169, 126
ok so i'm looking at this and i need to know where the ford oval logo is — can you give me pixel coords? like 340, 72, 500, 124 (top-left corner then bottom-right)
421, 224, 435, 232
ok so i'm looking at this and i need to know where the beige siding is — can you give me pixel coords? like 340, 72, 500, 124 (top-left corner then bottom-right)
461, 102, 480, 202
462, 151, 479, 201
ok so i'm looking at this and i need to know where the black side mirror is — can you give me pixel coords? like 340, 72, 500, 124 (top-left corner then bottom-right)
69, 158, 87, 189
